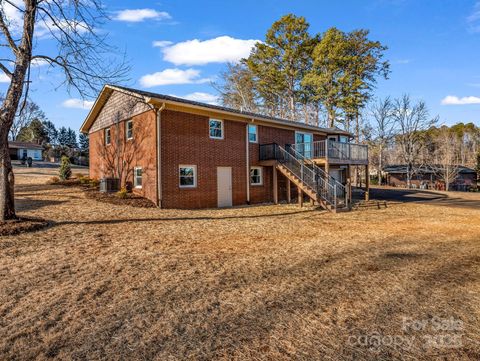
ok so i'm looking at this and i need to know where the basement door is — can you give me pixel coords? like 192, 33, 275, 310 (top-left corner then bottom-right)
217, 167, 233, 207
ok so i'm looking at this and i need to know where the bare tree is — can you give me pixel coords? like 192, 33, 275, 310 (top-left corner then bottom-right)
368, 97, 395, 185
9, 99, 46, 140
0, 0, 129, 220
392, 94, 438, 188
95, 96, 152, 187
432, 127, 460, 191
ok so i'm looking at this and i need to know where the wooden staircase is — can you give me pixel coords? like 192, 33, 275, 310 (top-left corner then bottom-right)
276, 163, 349, 213
259, 143, 350, 213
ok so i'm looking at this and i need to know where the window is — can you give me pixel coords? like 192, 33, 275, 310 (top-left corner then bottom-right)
295, 132, 313, 158
125, 119, 133, 140
339, 135, 349, 143
250, 167, 263, 185
209, 119, 223, 139
105, 128, 111, 145
134, 167, 142, 188
179, 165, 197, 188
248, 124, 257, 143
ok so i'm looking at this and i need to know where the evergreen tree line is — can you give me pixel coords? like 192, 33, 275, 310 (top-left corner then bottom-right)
215, 14, 389, 135
7, 98, 89, 160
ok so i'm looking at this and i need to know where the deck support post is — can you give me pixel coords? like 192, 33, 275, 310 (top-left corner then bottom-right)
346, 164, 352, 205
286, 179, 291, 204
365, 164, 370, 201
298, 188, 303, 207
273, 166, 279, 205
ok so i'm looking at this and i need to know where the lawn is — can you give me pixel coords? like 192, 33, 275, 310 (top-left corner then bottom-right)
1, 165, 479, 360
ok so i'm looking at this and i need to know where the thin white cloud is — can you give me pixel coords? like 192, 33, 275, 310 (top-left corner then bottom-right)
161, 36, 260, 66
441, 95, 480, 105
153, 40, 173, 48
139, 68, 210, 87
0, 73, 11, 83
62, 98, 94, 110
180, 92, 219, 105
114, 9, 171, 23
394, 59, 412, 64
0, 0, 23, 32
30, 58, 50, 67
467, 2, 480, 32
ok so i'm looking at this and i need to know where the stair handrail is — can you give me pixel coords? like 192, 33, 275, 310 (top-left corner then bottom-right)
275, 145, 338, 208
286, 145, 348, 208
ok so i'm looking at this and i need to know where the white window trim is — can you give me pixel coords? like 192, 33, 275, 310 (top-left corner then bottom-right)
250, 166, 263, 186
126, 119, 133, 140
209, 119, 224, 140
295, 131, 313, 145
248, 124, 258, 143
179, 164, 197, 188
105, 127, 111, 145
134, 167, 142, 189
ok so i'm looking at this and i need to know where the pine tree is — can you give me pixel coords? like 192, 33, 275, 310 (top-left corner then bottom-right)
67, 128, 78, 148
16, 118, 48, 144
43, 120, 58, 145
79, 133, 89, 153
57, 127, 69, 146
246, 14, 317, 120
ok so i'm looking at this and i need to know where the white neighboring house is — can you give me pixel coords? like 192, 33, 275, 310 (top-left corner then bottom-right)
8, 141, 43, 161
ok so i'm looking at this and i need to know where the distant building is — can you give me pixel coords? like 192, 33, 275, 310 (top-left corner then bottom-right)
8, 141, 43, 161
384, 165, 477, 191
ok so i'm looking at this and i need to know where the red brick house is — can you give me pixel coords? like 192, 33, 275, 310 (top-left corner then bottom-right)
80, 85, 369, 212
384, 165, 477, 191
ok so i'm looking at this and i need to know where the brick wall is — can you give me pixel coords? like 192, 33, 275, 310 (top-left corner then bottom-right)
89, 109, 158, 204
160, 110, 248, 209
249, 125, 296, 204
87, 89, 333, 209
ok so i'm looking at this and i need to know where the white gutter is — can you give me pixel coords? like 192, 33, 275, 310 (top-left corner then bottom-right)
246, 122, 250, 204
156, 103, 166, 207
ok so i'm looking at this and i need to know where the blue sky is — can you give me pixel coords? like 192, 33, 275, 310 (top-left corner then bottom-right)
2, 0, 480, 131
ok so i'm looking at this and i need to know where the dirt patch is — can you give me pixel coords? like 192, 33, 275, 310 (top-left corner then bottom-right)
83, 188, 156, 208
0, 216, 49, 236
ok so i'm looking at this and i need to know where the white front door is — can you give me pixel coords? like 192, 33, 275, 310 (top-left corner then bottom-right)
217, 167, 232, 207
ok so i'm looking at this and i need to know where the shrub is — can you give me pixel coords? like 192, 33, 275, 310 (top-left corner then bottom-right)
88, 178, 100, 188
47, 176, 60, 184
74, 173, 84, 179
78, 176, 89, 185
59, 156, 72, 180
116, 187, 128, 199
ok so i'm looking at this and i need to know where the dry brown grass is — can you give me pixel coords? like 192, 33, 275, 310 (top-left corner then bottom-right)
1, 165, 480, 360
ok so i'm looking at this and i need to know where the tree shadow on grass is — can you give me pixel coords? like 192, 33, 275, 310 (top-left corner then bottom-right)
16, 198, 67, 212
50, 209, 321, 227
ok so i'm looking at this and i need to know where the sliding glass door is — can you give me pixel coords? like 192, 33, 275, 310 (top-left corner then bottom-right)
295, 132, 313, 158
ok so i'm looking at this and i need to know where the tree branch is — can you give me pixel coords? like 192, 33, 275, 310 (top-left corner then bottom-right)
0, 62, 12, 77
0, 9, 19, 55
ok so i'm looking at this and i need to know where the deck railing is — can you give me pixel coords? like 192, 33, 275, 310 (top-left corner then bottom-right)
291, 140, 368, 163
259, 143, 348, 209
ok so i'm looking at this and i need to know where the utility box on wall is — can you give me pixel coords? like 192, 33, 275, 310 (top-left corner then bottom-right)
100, 178, 120, 193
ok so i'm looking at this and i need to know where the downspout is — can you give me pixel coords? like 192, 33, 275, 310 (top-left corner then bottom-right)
246, 122, 250, 204
156, 103, 166, 207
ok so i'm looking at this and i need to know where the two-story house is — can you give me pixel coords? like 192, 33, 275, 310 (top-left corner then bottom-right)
80, 85, 369, 212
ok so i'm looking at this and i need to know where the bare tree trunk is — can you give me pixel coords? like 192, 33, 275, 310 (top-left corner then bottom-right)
0, 2, 36, 221
0, 131, 15, 220
378, 143, 383, 186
